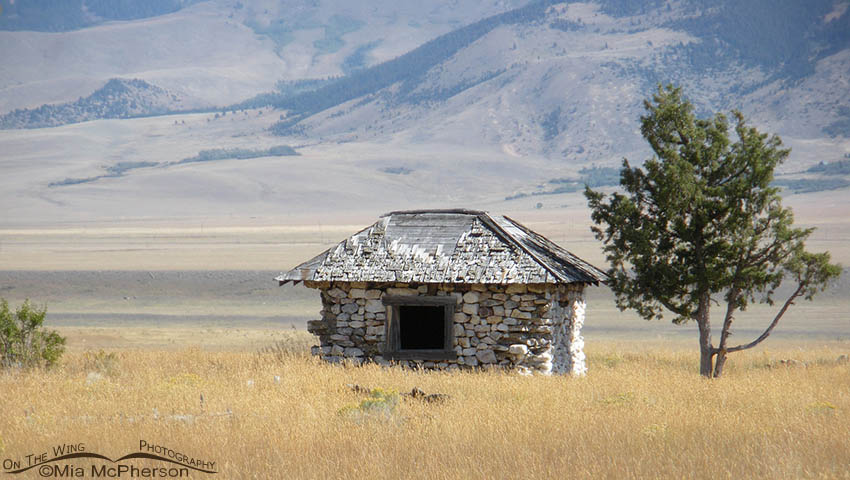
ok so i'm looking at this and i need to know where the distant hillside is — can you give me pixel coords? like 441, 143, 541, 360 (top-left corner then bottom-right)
0, 78, 185, 129
0, 0, 198, 32
2, 0, 848, 160
243, 0, 850, 162
665, 0, 850, 79
261, 0, 558, 134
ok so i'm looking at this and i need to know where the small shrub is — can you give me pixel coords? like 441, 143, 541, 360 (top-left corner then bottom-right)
806, 401, 837, 415
599, 391, 635, 407
83, 349, 120, 377
0, 299, 66, 369
339, 388, 400, 422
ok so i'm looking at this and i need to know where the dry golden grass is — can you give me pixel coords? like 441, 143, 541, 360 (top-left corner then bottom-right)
1, 333, 849, 479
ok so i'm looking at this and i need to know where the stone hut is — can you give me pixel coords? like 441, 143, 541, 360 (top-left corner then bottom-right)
276, 209, 606, 375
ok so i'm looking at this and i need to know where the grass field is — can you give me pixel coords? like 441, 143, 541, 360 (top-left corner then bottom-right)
1, 334, 849, 479
1, 196, 848, 478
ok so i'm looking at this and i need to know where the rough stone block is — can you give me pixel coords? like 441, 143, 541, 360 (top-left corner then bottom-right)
475, 350, 497, 364
327, 288, 347, 298
453, 323, 465, 336
462, 303, 479, 315
387, 287, 418, 296
462, 291, 480, 303
509, 344, 529, 355
365, 299, 385, 313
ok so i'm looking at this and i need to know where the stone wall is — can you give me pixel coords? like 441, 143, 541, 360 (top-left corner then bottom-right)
305, 281, 587, 375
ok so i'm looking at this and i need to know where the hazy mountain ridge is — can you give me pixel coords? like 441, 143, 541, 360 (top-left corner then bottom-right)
0, 1, 848, 227
249, 0, 850, 163
0, 78, 186, 129
0, 0, 199, 32
0, 0, 525, 114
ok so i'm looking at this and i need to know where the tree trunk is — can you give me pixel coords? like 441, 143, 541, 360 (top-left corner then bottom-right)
713, 288, 739, 378
713, 350, 727, 377
696, 292, 714, 377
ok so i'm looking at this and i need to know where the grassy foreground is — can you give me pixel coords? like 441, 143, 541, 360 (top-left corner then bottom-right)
1, 334, 848, 479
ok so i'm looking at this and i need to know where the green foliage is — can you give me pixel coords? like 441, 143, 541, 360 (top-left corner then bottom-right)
806, 158, 850, 175
597, 0, 664, 17
380, 166, 413, 175
83, 349, 120, 377
665, 0, 850, 80
823, 106, 850, 138
541, 106, 563, 141
773, 177, 850, 194
0, 78, 180, 130
549, 19, 584, 32
314, 15, 364, 55
177, 145, 298, 164
585, 85, 841, 376
338, 388, 400, 422
244, 18, 294, 51
342, 41, 380, 75
0, 299, 66, 369
506, 166, 620, 200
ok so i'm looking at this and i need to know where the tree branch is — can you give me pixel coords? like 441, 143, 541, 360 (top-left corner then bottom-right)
726, 282, 805, 353
657, 296, 690, 318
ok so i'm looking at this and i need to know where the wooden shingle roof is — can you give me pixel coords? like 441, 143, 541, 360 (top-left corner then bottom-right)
276, 209, 606, 286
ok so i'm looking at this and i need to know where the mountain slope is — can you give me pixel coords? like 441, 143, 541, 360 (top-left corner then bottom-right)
0, 78, 186, 129
0, 0, 525, 113
256, 0, 850, 163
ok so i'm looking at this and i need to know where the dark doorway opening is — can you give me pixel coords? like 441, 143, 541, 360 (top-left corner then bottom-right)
398, 305, 445, 350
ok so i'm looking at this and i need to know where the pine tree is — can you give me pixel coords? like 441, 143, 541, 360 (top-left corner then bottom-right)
585, 85, 841, 377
